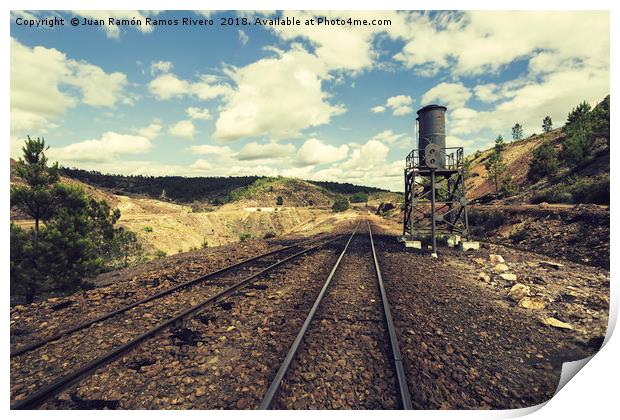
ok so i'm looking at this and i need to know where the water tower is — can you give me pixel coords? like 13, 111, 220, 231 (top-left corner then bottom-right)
403, 104, 475, 255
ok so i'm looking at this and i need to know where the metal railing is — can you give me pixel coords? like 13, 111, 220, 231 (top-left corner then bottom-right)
405, 147, 464, 171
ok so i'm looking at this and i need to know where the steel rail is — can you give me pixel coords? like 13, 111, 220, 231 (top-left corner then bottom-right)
259, 222, 360, 409
11, 235, 343, 410
367, 220, 413, 409
11, 235, 329, 358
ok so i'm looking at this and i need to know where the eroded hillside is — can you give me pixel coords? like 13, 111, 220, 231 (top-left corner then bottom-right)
466, 95, 609, 205
10, 168, 363, 257
115, 195, 357, 255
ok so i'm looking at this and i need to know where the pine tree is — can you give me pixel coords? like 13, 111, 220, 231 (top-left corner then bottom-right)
561, 101, 594, 165
486, 135, 507, 195
11, 136, 60, 244
10, 139, 129, 302
566, 101, 591, 126
512, 123, 523, 141
494, 135, 505, 154
528, 141, 558, 181
542, 116, 553, 133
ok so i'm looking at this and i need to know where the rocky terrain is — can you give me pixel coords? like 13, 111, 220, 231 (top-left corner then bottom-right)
469, 203, 609, 269
10, 215, 609, 409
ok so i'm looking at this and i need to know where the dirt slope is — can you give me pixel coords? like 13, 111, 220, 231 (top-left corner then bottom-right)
116, 195, 357, 255
466, 129, 564, 200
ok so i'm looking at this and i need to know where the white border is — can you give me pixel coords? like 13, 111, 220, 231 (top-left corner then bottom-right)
3, 1, 617, 419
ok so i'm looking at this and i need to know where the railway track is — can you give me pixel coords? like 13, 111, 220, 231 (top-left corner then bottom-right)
11, 234, 331, 357
11, 232, 346, 409
260, 219, 412, 409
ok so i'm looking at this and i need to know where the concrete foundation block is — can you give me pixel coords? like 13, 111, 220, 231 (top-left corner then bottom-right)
447, 235, 461, 248
405, 240, 422, 249
460, 241, 480, 251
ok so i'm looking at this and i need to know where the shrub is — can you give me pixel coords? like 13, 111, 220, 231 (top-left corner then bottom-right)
468, 209, 506, 237
143, 226, 153, 233
106, 227, 145, 269
349, 192, 369, 203
202, 238, 209, 249
154, 249, 167, 259
239, 232, 253, 242
528, 141, 558, 182
530, 185, 573, 204
501, 175, 518, 197
376, 202, 395, 216
276, 196, 284, 205
331, 197, 350, 212
568, 176, 609, 205
560, 128, 591, 165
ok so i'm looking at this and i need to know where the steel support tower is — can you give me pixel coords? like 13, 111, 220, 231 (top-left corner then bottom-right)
403, 106, 470, 254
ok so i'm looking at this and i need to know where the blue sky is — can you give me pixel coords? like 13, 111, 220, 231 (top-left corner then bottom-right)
10, 10, 609, 190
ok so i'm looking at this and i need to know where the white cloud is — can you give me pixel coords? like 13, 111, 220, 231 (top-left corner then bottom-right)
343, 139, 389, 170
271, 11, 409, 73
148, 73, 190, 99
149, 73, 232, 101
386, 95, 412, 108
214, 46, 346, 141
296, 138, 349, 166
371, 105, 386, 113
395, 11, 609, 78
190, 159, 213, 170
473, 83, 501, 103
448, 65, 608, 143
385, 95, 413, 117
168, 120, 196, 139
136, 121, 163, 139
236, 142, 296, 161
304, 136, 401, 191
371, 130, 407, 145
66, 62, 128, 107
373, 94, 414, 116
422, 82, 472, 109
10, 38, 128, 144
186, 107, 212, 121
238, 30, 249, 45
72, 11, 157, 39
150, 60, 173, 75
393, 106, 413, 116
48, 132, 151, 163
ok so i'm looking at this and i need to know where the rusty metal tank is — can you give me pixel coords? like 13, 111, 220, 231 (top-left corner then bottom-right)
417, 105, 447, 168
